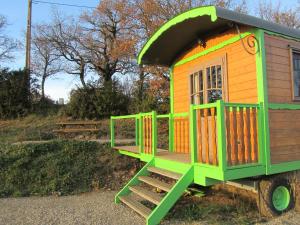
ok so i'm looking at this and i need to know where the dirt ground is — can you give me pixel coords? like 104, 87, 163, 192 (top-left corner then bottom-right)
0, 191, 299, 225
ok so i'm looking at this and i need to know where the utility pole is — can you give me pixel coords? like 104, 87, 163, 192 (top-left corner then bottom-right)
25, 0, 32, 81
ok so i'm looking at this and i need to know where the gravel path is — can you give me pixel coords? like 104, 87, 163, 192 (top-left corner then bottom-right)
0, 191, 299, 225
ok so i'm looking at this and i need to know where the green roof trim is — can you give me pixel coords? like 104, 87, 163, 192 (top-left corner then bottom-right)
138, 6, 300, 67
137, 6, 218, 65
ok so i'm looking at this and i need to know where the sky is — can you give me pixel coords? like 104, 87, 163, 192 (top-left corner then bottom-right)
0, 0, 299, 102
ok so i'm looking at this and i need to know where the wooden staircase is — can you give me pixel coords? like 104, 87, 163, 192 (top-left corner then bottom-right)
115, 161, 194, 225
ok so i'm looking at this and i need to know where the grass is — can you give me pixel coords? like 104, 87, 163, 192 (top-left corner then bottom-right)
0, 114, 59, 144
0, 140, 142, 197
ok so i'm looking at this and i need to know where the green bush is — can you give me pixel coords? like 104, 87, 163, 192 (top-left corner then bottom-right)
0, 140, 141, 197
0, 69, 31, 119
65, 81, 130, 119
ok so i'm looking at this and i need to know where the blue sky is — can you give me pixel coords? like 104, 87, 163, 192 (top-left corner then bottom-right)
0, 0, 298, 101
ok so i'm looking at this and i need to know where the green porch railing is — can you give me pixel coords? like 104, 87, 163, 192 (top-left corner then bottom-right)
190, 100, 262, 172
111, 100, 262, 172
110, 114, 139, 148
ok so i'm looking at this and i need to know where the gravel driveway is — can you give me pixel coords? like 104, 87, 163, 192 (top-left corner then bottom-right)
0, 191, 299, 225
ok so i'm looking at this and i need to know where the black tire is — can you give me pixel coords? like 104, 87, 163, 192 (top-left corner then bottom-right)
257, 178, 295, 217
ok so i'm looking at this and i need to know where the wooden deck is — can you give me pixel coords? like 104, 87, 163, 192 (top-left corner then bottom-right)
156, 151, 190, 164
114, 146, 190, 164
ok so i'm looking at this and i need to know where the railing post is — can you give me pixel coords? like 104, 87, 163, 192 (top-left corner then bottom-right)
152, 111, 157, 156
168, 113, 174, 152
139, 114, 143, 154
189, 105, 197, 164
258, 102, 265, 165
216, 100, 227, 171
110, 117, 115, 147
135, 117, 139, 146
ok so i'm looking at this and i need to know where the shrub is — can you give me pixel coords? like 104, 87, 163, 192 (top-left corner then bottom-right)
65, 81, 130, 119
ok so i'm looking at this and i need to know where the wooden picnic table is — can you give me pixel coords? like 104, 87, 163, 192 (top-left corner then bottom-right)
53, 121, 102, 134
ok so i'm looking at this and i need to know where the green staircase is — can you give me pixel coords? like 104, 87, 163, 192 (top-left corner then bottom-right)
115, 160, 194, 225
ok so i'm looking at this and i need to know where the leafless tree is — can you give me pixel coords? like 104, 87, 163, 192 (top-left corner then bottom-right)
80, 0, 138, 84
0, 15, 19, 64
38, 12, 90, 89
258, 0, 300, 28
31, 25, 61, 100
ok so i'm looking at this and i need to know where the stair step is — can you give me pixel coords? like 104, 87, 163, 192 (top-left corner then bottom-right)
119, 195, 152, 218
148, 167, 182, 180
129, 186, 163, 205
139, 176, 173, 192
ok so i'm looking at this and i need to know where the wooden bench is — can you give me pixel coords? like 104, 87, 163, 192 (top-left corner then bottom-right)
53, 121, 102, 135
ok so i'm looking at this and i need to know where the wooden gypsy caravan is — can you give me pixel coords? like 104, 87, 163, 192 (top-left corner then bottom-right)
110, 6, 300, 224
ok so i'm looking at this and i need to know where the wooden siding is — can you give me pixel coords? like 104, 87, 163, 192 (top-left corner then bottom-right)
265, 34, 300, 103
265, 34, 300, 164
173, 28, 257, 113
269, 110, 300, 164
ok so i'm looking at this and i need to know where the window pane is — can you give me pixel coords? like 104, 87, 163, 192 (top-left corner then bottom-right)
199, 70, 203, 91
217, 65, 222, 88
207, 67, 211, 89
207, 90, 222, 103
200, 92, 204, 104
194, 72, 199, 93
190, 75, 194, 95
212, 66, 216, 88
293, 52, 300, 98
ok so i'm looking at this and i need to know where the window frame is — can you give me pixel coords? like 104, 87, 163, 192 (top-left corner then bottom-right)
189, 54, 228, 105
290, 47, 300, 101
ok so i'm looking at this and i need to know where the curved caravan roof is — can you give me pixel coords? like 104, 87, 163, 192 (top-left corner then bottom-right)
138, 6, 300, 67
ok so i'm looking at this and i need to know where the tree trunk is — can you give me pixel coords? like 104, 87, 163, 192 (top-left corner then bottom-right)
41, 76, 46, 100
79, 60, 87, 89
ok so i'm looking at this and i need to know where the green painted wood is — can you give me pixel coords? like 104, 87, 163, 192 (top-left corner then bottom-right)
269, 103, 300, 110
170, 66, 174, 114
146, 166, 194, 225
138, 6, 218, 65
254, 28, 270, 174
115, 160, 153, 203
174, 32, 251, 67
152, 111, 157, 156
135, 118, 139, 146
217, 100, 227, 171
110, 118, 115, 147
189, 105, 197, 164
118, 150, 140, 159
169, 113, 174, 152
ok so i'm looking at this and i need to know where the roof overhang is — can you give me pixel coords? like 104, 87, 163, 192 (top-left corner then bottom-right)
138, 6, 300, 67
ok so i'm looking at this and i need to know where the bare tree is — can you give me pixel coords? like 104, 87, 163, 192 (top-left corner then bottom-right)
45, 13, 90, 89
81, 0, 138, 84
31, 25, 61, 100
258, 0, 300, 28
0, 15, 19, 64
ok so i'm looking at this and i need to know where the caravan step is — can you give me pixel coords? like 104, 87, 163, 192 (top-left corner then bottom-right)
119, 195, 152, 218
147, 167, 182, 180
139, 176, 173, 192
129, 186, 163, 205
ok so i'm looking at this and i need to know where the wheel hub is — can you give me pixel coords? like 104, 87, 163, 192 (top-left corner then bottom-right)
272, 186, 290, 211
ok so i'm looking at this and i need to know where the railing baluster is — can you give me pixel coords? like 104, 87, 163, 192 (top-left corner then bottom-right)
243, 108, 250, 163
230, 107, 237, 165
204, 108, 209, 164
237, 107, 244, 164
211, 108, 217, 165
